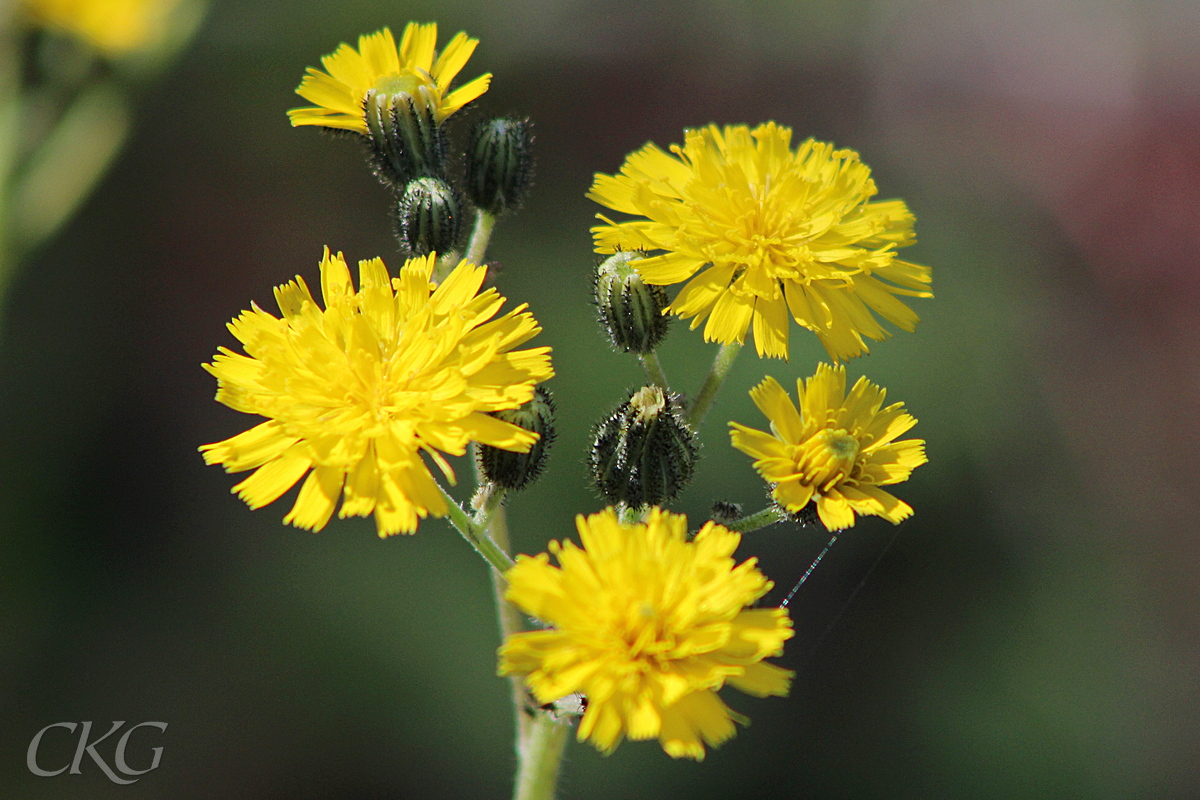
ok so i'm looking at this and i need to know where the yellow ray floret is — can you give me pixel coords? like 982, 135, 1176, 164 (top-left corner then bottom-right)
498, 507, 794, 760
588, 122, 932, 361
288, 23, 491, 133
729, 364, 926, 531
200, 248, 552, 536
21, 0, 182, 53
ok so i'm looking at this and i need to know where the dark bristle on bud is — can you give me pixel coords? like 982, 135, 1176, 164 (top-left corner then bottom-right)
589, 386, 697, 508
710, 501, 743, 525
788, 502, 821, 529
362, 89, 449, 187
464, 117, 534, 215
477, 387, 556, 491
395, 176, 464, 256
595, 251, 670, 354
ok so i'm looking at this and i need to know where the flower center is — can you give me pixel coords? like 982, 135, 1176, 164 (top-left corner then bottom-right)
374, 70, 426, 97
798, 428, 860, 490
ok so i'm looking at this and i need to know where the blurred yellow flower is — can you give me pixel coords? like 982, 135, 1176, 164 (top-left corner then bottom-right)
22, 0, 180, 54
498, 507, 793, 760
730, 364, 926, 531
589, 122, 932, 361
288, 23, 491, 134
200, 249, 552, 536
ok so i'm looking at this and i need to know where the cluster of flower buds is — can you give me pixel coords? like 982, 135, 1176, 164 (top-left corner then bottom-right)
589, 386, 697, 508
367, 108, 533, 257
589, 246, 694, 507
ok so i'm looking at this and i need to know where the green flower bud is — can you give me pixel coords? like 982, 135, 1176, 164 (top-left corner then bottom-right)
465, 117, 534, 215
595, 251, 670, 354
589, 385, 697, 508
395, 176, 464, 256
710, 500, 743, 525
477, 386, 556, 491
363, 88, 449, 187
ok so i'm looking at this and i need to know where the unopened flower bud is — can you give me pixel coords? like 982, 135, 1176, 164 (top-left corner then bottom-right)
363, 87, 449, 187
595, 251, 669, 354
710, 500, 743, 525
589, 385, 697, 508
465, 117, 534, 215
395, 176, 464, 256
477, 387, 556, 491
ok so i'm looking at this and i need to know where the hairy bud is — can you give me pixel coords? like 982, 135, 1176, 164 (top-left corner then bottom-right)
589, 385, 697, 508
363, 88, 449, 187
594, 251, 670, 354
465, 117, 534, 215
477, 387, 556, 491
395, 176, 464, 256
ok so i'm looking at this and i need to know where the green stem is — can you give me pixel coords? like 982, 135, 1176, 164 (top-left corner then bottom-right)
727, 506, 786, 533
513, 714, 570, 800
685, 341, 743, 430
438, 484, 513, 575
639, 350, 669, 390
465, 209, 497, 265
478, 484, 533, 745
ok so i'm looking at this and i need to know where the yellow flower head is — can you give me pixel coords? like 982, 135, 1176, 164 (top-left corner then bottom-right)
22, 0, 182, 54
730, 364, 927, 531
200, 249, 552, 537
288, 23, 491, 134
588, 122, 933, 361
498, 507, 794, 760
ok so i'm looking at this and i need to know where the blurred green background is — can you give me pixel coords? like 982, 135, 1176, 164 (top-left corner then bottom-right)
3, 0, 1199, 797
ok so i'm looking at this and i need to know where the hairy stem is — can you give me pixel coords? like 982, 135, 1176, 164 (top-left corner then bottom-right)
685, 341, 742, 430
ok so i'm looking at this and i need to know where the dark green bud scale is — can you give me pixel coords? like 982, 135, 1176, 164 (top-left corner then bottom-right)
594, 251, 670, 354
464, 117, 534, 215
589, 385, 697, 508
477, 386, 556, 491
363, 88, 449, 188
395, 176, 464, 256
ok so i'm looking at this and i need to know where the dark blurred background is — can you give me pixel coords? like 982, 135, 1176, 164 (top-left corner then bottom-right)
3, 0, 1199, 797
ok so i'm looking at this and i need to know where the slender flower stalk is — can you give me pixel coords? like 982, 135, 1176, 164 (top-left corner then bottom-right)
686, 341, 742, 430
465, 208, 497, 266
513, 715, 570, 800
639, 350, 669, 390
726, 505, 787, 533
438, 484, 514, 574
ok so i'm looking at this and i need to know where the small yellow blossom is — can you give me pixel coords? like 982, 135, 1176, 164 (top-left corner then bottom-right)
200, 248, 552, 536
730, 364, 926, 531
499, 507, 793, 760
589, 122, 932, 361
21, 0, 181, 54
288, 23, 491, 134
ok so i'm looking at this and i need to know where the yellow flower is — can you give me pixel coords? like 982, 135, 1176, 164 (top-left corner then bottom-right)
730, 364, 926, 531
498, 507, 793, 760
200, 248, 552, 537
21, 0, 182, 54
288, 23, 491, 134
588, 122, 932, 361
